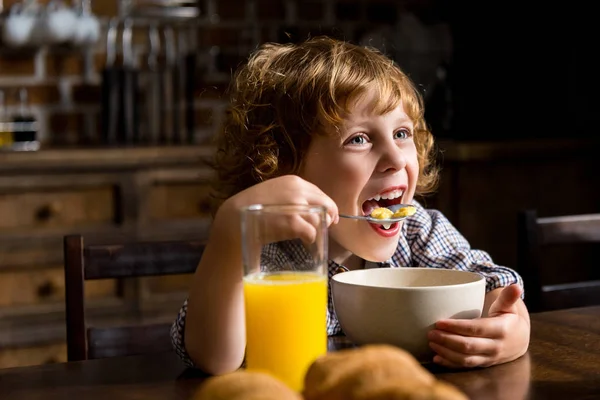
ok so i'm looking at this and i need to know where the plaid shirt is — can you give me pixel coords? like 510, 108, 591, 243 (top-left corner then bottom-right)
170, 201, 524, 367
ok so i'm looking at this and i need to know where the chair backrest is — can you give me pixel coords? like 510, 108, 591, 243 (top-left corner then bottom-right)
63, 234, 204, 362
517, 209, 600, 312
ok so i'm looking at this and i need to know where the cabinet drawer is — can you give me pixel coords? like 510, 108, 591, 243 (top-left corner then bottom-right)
148, 182, 213, 220
0, 267, 117, 307
0, 185, 117, 231
0, 342, 67, 368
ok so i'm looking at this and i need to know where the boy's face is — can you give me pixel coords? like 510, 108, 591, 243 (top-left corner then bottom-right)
300, 89, 419, 263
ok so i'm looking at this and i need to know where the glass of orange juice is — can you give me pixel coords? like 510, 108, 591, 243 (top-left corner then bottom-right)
240, 204, 328, 392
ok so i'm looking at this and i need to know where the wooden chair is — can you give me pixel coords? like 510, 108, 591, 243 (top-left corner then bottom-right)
517, 209, 600, 313
63, 234, 204, 361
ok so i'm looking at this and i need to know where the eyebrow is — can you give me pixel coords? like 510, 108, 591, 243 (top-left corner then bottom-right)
344, 116, 414, 128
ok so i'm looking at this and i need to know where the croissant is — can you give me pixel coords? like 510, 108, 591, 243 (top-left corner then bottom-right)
192, 370, 303, 400
303, 344, 467, 400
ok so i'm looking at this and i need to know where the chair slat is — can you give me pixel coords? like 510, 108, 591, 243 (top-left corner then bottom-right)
541, 281, 600, 311
87, 323, 173, 359
539, 215, 600, 244
84, 241, 204, 280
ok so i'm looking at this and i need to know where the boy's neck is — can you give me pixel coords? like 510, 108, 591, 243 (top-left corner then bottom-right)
343, 254, 366, 271
328, 239, 365, 270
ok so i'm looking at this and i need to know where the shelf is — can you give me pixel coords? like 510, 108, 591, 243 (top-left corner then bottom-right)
0, 145, 215, 172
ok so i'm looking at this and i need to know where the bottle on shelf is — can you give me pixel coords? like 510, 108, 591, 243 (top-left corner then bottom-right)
0, 90, 14, 150
11, 88, 40, 151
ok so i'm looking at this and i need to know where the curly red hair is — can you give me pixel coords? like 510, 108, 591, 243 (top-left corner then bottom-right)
208, 36, 438, 213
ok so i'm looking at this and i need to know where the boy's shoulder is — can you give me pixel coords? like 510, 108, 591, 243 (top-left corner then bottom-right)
408, 199, 451, 223
405, 199, 433, 228
402, 200, 457, 238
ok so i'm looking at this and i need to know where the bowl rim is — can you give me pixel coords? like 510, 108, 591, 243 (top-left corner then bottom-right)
330, 267, 485, 290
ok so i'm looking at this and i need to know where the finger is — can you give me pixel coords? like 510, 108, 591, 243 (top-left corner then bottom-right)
318, 200, 339, 226
297, 208, 334, 238
428, 329, 497, 356
296, 220, 318, 247
258, 215, 316, 245
435, 317, 505, 339
288, 215, 318, 244
432, 354, 465, 369
303, 183, 339, 225
302, 198, 338, 227
488, 284, 522, 317
432, 354, 483, 370
300, 212, 322, 231
429, 342, 492, 368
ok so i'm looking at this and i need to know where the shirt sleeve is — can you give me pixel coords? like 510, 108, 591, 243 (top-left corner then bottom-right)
170, 299, 196, 367
403, 202, 524, 295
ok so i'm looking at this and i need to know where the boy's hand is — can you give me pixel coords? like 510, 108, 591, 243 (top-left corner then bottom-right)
427, 284, 530, 368
216, 175, 339, 245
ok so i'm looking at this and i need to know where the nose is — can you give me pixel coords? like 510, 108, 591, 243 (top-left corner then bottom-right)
376, 140, 407, 173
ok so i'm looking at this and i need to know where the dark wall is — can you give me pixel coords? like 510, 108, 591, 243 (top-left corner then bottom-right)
444, 2, 598, 141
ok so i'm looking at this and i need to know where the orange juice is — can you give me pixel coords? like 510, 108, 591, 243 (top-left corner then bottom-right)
243, 271, 328, 391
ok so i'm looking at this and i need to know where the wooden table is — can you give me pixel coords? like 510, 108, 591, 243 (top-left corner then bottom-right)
1, 306, 599, 400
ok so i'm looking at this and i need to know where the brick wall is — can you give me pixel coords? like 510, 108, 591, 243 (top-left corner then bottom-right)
0, 0, 443, 147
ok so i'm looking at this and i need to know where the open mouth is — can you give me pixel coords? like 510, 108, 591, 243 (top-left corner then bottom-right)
362, 189, 404, 230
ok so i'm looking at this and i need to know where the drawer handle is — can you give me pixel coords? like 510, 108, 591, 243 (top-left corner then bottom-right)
37, 281, 58, 298
35, 202, 63, 221
197, 198, 212, 214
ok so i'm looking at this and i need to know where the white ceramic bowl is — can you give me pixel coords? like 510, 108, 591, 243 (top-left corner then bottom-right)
331, 267, 486, 361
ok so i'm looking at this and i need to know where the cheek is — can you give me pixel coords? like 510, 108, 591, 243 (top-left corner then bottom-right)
402, 148, 420, 200
315, 160, 363, 192
407, 148, 420, 179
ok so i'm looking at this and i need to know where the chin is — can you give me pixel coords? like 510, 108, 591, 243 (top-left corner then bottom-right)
341, 238, 398, 264
358, 245, 397, 264
330, 224, 399, 263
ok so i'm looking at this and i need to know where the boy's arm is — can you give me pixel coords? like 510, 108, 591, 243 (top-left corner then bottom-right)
176, 176, 340, 374
182, 208, 247, 375
404, 202, 530, 367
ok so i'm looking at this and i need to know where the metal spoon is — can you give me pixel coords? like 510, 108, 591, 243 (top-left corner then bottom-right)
339, 204, 416, 224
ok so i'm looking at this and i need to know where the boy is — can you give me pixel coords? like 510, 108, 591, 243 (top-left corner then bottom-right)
171, 36, 530, 373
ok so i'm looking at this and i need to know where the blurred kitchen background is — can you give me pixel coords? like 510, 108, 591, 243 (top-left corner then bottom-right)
0, 0, 598, 368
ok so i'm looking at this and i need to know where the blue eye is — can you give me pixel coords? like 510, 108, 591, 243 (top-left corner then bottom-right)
394, 129, 411, 139
348, 135, 367, 145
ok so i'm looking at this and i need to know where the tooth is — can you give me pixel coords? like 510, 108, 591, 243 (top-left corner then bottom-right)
373, 190, 405, 202
381, 223, 391, 229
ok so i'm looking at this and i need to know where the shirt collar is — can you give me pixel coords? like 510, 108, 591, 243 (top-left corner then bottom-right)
327, 256, 398, 277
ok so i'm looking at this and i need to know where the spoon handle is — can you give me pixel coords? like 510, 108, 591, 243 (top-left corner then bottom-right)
339, 204, 416, 224
338, 214, 409, 223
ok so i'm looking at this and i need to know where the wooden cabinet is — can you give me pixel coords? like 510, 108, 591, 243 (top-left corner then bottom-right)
0, 267, 116, 307
0, 146, 214, 368
148, 182, 214, 220
0, 185, 116, 231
